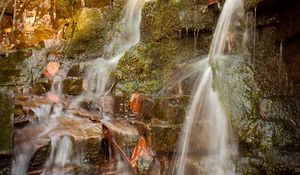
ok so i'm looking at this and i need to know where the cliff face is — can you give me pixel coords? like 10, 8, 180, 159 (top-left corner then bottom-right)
0, 0, 300, 174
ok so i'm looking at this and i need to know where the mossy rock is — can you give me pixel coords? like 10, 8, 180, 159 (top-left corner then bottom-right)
0, 50, 31, 85
141, 0, 181, 41
152, 96, 188, 124
150, 124, 181, 153
62, 77, 84, 95
79, 137, 102, 163
30, 78, 51, 95
67, 8, 106, 56
67, 64, 82, 77
30, 142, 51, 168
0, 91, 13, 154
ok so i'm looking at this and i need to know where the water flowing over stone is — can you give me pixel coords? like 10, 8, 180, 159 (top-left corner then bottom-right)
11, 1, 146, 174
86, 0, 145, 100
173, 0, 243, 174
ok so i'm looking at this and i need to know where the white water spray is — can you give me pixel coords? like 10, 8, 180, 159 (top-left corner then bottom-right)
174, 0, 243, 174
86, 0, 145, 100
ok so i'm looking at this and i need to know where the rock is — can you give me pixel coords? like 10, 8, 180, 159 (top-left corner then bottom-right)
150, 123, 181, 153
67, 8, 105, 55
43, 39, 62, 49
136, 155, 154, 175
152, 96, 188, 124
0, 91, 13, 154
113, 96, 129, 116
62, 77, 84, 95
0, 91, 13, 174
99, 96, 115, 115
67, 64, 82, 77
29, 84, 47, 96
14, 116, 103, 170
30, 78, 51, 95
85, 0, 111, 8
101, 119, 139, 148
0, 50, 31, 86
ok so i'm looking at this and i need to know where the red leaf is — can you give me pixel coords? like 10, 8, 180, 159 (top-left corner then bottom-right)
130, 92, 144, 115
131, 136, 151, 168
45, 62, 60, 77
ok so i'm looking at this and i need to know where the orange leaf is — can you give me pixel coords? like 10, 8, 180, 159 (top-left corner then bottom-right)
46, 62, 60, 77
43, 71, 50, 78
129, 92, 143, 114
131, 136, 150, 168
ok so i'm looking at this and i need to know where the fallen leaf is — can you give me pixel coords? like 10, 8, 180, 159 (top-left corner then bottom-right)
131, 136, 151, 168
45, 62, 60, 77
130, 92, 144, 115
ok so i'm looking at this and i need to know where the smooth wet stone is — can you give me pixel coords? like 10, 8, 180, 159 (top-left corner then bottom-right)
67, 64, 81, 77
152, 96, 188, 124
14, 116, 103, 169
100, 96, 115, 115
0, 91, 13, 154
62, 77, 83, 95
30, 78, 51, 95
102, 119, 139, 148
113, 96, 129, 116
150, 123, 182, 153
30, 84, 47, 95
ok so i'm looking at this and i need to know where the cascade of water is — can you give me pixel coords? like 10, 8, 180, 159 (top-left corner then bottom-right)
86, 0, 145, 101
174, 0, 243, 174
13, 1, 146, 174
44, 135, 74, 171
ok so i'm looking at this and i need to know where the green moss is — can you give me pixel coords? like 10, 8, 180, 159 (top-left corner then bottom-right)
62, 77, 84, 95
67, 8, 106, 56
0, 92, 13, 154
151, 124, 182, 153
55, 0, 81, 18
142, 0, 181, 41
0, 50, 31, 85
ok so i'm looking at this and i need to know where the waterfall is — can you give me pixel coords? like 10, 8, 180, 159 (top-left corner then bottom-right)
85, 0, 145, 101
173, 0, 243, 174
12, 1, 145, 174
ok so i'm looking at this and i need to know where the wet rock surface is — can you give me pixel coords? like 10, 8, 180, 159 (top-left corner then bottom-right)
14, 116, 103, 169
62, 77, 84, 95
151, 123, 182, 153
0, 91, 13, 154
0, 0, 300, 174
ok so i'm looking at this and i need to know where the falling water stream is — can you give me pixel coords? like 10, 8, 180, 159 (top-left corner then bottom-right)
86, 0, 145, 101
173, 0, 243, 174
12, 0, 146, 174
